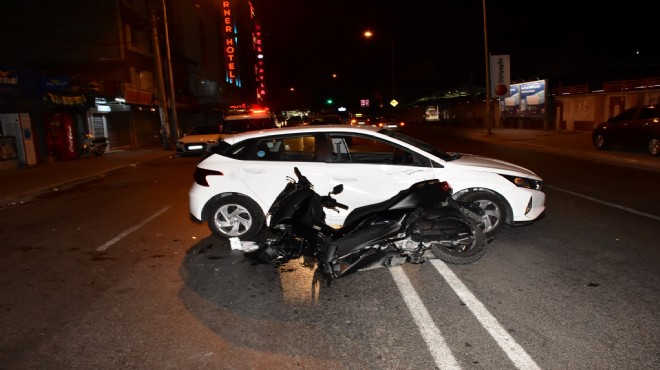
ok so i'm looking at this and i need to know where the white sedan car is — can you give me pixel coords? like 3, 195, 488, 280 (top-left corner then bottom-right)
189, 125, 545, 240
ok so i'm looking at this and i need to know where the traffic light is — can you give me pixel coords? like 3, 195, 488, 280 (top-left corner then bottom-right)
326, 98, 333, 105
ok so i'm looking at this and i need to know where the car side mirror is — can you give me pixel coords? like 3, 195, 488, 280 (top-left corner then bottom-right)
331, 184, 343, 195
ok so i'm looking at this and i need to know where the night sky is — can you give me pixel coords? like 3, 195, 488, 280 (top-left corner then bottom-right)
251, 0, 660, 107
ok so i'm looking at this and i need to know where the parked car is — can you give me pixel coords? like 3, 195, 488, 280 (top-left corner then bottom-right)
177, 109, 277, 156
592, 105, 660, 156
176, 125, 221, 156
189, 125, 545, 241
220, 109, 277, 135
373, 116, 406, 130
285, 116, 306, 127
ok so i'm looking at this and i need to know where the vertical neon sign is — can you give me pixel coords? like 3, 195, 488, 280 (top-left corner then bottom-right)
250, 2, 266, 103
222, 1, 239, 86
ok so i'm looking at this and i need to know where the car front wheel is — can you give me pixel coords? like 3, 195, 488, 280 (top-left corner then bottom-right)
206, 195, 264, 240
593, 133, 609, 150
648, 138, 659, 156
456, 191, 507, 240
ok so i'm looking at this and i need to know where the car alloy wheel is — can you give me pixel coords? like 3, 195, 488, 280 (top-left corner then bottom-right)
649, 138, 659, 156
206, 195, 264, 240
456, 191, 507, 239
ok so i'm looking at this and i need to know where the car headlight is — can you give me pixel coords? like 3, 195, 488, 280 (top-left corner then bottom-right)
501, 174, 543, 190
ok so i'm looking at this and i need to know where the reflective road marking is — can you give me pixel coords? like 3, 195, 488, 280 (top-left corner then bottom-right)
431, 260, 541, 370
96, 206, 172, 252
390, 266, 461, 370
548, 185, 660, 222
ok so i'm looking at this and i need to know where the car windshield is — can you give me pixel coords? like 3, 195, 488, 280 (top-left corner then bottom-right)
189, 126, 218, 135
379, 129, 458, 161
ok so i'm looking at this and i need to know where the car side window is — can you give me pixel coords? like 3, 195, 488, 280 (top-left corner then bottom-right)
252, 135, 316, 161
637, 107, 658, 120
328, 134, 419, 165
615, 108, 637, 122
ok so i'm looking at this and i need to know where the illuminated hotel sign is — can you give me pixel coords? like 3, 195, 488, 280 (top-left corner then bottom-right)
222, 1, 240, 86
250, 2, 266, 103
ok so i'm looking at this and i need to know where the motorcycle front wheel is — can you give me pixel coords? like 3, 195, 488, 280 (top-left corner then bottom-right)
430, 223, 487, 264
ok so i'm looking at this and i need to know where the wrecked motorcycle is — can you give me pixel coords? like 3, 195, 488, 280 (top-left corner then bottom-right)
242, 167, 487, 284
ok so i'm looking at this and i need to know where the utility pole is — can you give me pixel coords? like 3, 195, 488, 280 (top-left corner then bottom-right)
150, 10, 171, 150
483, 0, 493, 135
161, 0, 178, 142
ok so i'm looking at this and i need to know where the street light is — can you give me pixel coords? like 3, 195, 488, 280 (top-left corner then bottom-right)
363, 30, 396, 105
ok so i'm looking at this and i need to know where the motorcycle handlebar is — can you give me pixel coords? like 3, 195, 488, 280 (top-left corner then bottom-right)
320, 196, 348, 210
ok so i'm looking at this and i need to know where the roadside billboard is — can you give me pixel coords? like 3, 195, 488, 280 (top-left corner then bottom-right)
500, 80, 546, 117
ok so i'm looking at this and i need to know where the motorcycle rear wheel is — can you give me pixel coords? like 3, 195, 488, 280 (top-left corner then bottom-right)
430, 223, 487, 264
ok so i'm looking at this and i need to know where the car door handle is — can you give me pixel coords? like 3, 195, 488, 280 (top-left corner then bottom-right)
331, 176, 357, 181
243, 168, 266, 174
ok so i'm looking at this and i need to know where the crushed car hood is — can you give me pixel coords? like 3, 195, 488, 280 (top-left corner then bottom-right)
451, 153, 540, 178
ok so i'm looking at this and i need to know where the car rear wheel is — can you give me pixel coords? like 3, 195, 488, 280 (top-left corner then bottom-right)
206, 195, 264, 240
456, 191, 507, 240
648, 138, 659, 156
593, 133, 609, 150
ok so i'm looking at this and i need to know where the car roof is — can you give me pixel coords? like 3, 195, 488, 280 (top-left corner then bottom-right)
222, 124, 380, 142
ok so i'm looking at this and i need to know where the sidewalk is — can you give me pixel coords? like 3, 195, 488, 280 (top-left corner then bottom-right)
0, 146, 175, 208
1, 128, 658, 208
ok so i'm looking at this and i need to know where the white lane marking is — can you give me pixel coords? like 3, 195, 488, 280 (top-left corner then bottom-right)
431, 260, 541, 370
390, 266, 461, 370
96, 206, 172, 252
547, 185, 660, 222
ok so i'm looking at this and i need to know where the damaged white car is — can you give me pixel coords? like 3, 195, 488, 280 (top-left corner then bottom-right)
189, 125, 545, 240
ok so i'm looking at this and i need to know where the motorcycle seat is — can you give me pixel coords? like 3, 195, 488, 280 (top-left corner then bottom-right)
342, 180, 443, 231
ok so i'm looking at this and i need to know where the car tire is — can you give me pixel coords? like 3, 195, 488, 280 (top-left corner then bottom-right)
431, 222, 487, 264
593, 133, 609, 150
206, 195, 264, 240
456, 191, 507, 239
648, 138, 659, 156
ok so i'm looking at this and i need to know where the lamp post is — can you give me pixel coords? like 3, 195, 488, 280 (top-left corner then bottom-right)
482, 0, 493, 135
363, 30, 396, 109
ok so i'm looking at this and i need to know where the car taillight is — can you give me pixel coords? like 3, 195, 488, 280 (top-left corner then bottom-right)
400, 121, 405, 127
436, 180, 452, 194
194, 167, 223, 186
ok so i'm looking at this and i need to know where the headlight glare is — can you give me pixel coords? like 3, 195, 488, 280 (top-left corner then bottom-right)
501, 174, 542, 190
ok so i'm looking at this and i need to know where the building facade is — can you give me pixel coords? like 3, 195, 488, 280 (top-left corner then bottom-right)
0, 0, 265, 168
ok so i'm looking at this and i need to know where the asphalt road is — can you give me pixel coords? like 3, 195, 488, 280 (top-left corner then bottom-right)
0, 130, 658, 369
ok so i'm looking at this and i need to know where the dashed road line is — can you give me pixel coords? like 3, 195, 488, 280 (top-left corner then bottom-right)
96, 206, 172, 251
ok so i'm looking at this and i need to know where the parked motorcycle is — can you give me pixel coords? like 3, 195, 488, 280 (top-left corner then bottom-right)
244, 167, 487, 285
79, 134, 108, 157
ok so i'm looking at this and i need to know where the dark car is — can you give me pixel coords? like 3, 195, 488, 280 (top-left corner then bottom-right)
285, 116, 306, 127
373, 116, 406, 130
592, 105, 660, 156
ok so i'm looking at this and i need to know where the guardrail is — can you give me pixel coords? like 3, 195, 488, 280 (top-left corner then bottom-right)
551, 77, 660, 95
